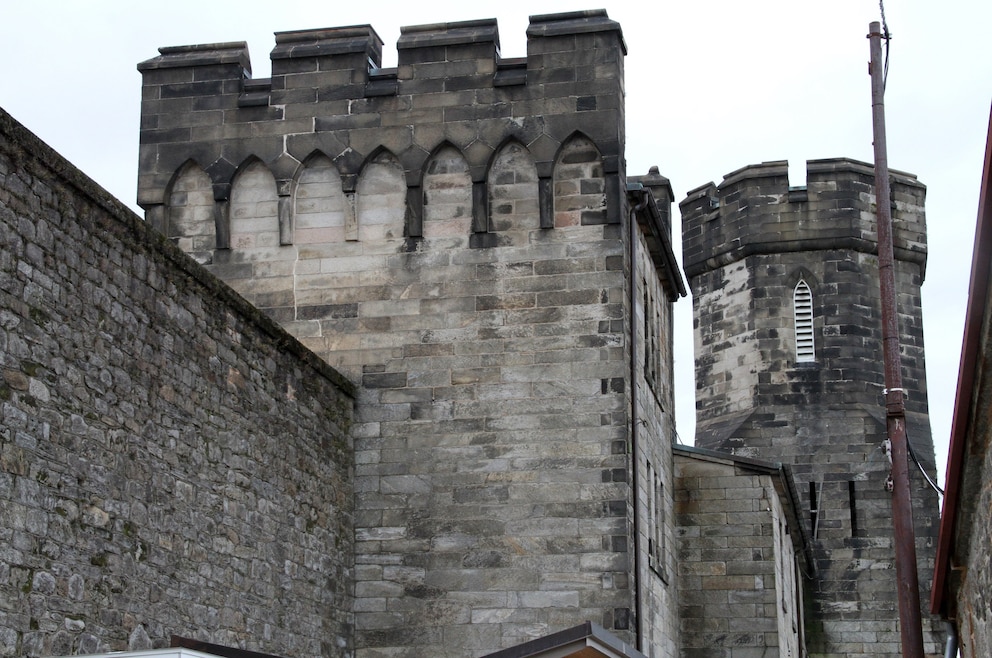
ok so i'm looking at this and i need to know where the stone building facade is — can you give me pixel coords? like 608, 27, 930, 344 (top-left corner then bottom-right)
673, 446, 812, 658
0, 8, 950, 658
680, 159, 944, 656
135, 10, 686, 658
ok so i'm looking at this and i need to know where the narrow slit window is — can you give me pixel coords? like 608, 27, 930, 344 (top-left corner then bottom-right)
809, 481, 819, 538
646, 460, 666, 581
794, 279, 815, 362
849, 480, 858, 537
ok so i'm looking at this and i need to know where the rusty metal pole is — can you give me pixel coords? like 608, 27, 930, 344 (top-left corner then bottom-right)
868, 21, 925, 658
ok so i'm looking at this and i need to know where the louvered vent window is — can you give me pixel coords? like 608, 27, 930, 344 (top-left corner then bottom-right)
794, 280, 815, 362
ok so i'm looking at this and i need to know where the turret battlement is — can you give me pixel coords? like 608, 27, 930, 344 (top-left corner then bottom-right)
679, 157, 927, 280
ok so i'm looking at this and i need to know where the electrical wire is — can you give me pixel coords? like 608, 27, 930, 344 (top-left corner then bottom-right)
879, 0, 891, 92
906, 429, 945, 496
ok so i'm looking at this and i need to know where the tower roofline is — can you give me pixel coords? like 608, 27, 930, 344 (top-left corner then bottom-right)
679, 157, 928, 280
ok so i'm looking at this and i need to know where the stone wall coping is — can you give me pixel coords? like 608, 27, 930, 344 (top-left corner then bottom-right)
685, 158, 925, 201
717, 160, 789, 190
679, 181, 716, 208
274, 24, 382, 45
530, 9, 611, 23
806, 156, 924, 189
138, 42, 251, 73
527, 10, 626, 54
398, 18, 500, 50
271, 25, 383, 61
675, 443, 784, 474
0, 105, 356, 398
627, 180, 687, 298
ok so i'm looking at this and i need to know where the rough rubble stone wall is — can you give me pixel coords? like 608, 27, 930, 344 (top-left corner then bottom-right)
679, 159, 943, 656
0, 107, 355, 657
137, 11, 684, 658
956, 447, 992, 658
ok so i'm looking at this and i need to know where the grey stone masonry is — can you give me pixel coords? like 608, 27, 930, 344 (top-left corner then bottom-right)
136, 11, 627, 236
680, 159, 943, 657
138, 10, 685, 658
674, 446, 812, 658
0, 106, 355, 657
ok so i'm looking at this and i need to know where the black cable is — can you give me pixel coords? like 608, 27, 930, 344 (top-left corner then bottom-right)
879, 0, 891, 92
906, 428, 945, 496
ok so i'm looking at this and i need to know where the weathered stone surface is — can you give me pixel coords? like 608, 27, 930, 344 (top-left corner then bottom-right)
134, 10, 686, 658
681, 159, 943, 657
0, 106, 354, 657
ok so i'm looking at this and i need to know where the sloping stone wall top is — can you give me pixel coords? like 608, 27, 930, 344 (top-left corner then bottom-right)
0, 105, 355, 656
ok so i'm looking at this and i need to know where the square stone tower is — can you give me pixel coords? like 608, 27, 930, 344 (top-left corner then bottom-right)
137, 11, 685, 658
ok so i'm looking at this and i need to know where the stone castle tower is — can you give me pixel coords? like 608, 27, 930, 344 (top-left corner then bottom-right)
679, 159, 944, 656
136, 11, 686, 658
0, 9, 949, 658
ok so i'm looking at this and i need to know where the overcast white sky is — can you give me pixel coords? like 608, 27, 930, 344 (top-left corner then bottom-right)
2, 1, 989, 486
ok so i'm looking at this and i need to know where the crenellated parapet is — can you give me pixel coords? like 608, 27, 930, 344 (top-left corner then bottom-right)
679, 158, 927, 281
138, 10, 627, 243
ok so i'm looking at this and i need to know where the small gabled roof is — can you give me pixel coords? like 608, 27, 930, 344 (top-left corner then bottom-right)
479, 622, 645, 658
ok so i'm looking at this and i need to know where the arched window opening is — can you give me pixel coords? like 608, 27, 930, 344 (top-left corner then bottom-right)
165, 161, 215, 263
423, 144, 472, 244
552, 135, 605, 228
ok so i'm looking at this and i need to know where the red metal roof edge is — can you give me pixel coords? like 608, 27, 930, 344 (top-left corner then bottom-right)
931, 101, 992, 615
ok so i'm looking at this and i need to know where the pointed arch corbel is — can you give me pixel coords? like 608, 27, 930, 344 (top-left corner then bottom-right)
399, 145, 430, 240
205, 157, 239, 249
273, 152, 303, 246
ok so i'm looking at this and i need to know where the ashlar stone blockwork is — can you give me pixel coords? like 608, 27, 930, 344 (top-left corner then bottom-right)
138, 11, 685, 658
674, 446, 812, 658
680, 159, 943, 657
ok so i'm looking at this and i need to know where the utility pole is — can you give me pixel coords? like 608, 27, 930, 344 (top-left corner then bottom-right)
867, 20, 925, 658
